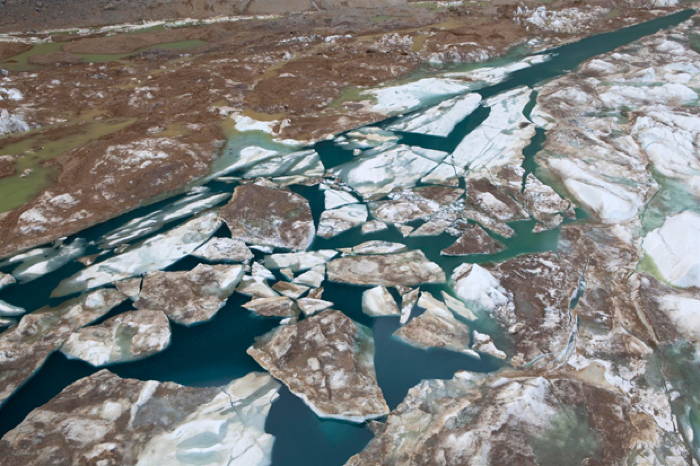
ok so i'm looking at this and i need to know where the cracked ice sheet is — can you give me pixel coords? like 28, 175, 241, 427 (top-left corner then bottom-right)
366, 77, 475, 114
448, 87, 534, 175
330, 143, 447, 199
52, 211, 221, 297
99, 190, 229, 249
387, 93, 482, 136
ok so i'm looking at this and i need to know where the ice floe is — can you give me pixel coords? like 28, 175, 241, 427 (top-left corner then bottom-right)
53, 211, 221, 297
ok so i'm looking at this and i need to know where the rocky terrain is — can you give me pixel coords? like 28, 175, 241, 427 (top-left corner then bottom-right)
1, 1, 700, 466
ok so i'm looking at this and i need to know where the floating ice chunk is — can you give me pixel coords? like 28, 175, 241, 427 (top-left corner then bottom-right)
243, 296, 299, 317
192, 237, 253, 263
0, 300, 25, 317
272, 281, 308, 299
331, 144, 446, 199
135, 264, 244, 326
297, 297, 333, 316
220, 183, 315, 251
264, 250, 338, 272
61, 310, 171, 366
394, 292, 476, 357
99, 191, 228, 249
53, 211, 221, 297
441, 291, 477, 321
0, 273, 15, 291
388, 93, 481, 136
317, 204, 368, 238
322, 186, 359, 210
241, 149, 323, 179
450, 87, 533, 174
451, 263, 509, 313
247, 310, 389, 422
642, 211, 700, 288
340, 241, 407, 256
362, 286, 400, 317
327, 250, 445, 286
11, 238, 86, 283
361, 220, 388, 234
366, 77, 474, 114
293, 265, 325, 288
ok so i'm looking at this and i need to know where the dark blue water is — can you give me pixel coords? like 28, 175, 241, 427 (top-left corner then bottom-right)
0, 9, 695, 465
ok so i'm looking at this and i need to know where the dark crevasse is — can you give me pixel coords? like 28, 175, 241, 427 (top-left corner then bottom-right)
0, 9, 695, 466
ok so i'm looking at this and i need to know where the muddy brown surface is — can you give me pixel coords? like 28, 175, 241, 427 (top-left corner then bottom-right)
0, 1, 683, 259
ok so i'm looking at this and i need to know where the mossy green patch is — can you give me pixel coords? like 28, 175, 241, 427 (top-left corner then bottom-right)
0, 118, 135, 213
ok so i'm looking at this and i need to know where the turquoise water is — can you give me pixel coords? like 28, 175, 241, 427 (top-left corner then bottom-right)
0, 9, 695, 464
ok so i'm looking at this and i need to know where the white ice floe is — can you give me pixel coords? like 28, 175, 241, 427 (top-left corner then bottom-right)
331, 144, 447, 199
99, 191, 228, 249
388, 93, 481, 136
322, 186, 359, 210
642, 211, 700, 288
264, 250, 338, 272
317, 204, 368, 238
362, 286, 400, 317
0, 273, 15, 291
0, 300, 25, 317
293, 265, 325, 288
451, 263, 509, 313
136, 372, 280, 466
547, 157, 644, 223
241, 149, 323, 179
366, 78, 474, 114
450, 87, 533, 174
53, 211, 221, 297
10, 238, 86, 283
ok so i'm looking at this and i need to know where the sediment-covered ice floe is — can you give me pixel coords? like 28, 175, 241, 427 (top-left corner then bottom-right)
219, 183, 315, 251
0, 370, 280, 466
247, 310, 389, 422
327, 250, 445, 286
394, 291, 477, 357
0, 288, 127, 406
134, 264, 244, 325
53, 211, 221, 297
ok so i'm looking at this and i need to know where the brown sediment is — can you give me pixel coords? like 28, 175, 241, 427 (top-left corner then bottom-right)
0, 2, 684, 258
